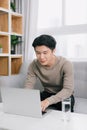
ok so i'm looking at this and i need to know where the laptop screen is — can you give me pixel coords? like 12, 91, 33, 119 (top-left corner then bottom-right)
1, 87, 43, 118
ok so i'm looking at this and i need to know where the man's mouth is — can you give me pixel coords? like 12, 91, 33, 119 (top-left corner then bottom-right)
40, 60, 46, 63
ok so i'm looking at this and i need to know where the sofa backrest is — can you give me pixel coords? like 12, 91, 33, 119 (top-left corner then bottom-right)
19, 60, 87, 98
1, 60, 87, 102
20, 60, 87, 98
19, 60, 32, 75
73, 61, 87, 98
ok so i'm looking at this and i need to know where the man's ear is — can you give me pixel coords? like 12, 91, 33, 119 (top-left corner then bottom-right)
53, 49, 56, 54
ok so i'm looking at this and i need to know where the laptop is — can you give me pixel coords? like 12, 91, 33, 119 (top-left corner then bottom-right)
1, 87, 47, 118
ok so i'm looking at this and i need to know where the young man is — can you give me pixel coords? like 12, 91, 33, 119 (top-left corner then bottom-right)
25, 34, 75, 112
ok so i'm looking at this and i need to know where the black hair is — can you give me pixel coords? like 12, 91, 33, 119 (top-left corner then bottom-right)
32, 34, 56, 50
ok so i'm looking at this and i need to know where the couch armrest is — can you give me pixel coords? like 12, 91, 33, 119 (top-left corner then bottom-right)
0, 74, 26, 88
0, 74, 26, 102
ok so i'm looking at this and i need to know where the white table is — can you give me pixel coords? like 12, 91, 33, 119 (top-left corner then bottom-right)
0, 103, 87, 130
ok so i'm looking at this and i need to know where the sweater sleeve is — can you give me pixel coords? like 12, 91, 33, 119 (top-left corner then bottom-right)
47, 61, 74, 105
24, 62, 37, 89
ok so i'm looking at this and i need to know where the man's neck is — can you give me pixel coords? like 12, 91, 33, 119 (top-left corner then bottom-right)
46, 55, 56, 67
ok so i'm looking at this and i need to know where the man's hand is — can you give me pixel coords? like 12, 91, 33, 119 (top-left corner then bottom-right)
41, 99, 50, 111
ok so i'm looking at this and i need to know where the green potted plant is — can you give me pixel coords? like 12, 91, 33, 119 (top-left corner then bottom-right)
11, 35, 22, 54
0, 44, 3, 53
10, 2, 22, 54
11, 35, 18, 54
10, 1, 16, 12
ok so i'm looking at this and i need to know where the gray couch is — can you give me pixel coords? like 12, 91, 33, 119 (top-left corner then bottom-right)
73, 61, 87, 114
0, 60, 87, 114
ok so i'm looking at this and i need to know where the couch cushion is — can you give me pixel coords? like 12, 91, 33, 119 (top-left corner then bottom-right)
19, 60, 32, 75
73, 62, 87, 98
74, 97, 87, 114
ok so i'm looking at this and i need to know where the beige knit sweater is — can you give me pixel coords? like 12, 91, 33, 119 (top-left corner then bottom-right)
25, 56, 74, 105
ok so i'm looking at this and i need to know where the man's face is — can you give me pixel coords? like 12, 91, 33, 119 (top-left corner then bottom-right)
35, 45, 55, 66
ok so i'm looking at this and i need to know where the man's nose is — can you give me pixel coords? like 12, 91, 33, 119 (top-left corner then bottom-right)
40, 53, 44, 59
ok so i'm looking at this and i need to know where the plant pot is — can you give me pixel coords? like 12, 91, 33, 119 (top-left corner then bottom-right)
11, 50, 15, 54
0, 48, 3, 53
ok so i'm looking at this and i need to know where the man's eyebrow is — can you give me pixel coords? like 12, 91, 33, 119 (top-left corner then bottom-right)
35, 50, 48, 53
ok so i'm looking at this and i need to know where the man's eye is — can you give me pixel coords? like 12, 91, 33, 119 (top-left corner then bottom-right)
36, 52, 40, 55
44, 52, 48, 54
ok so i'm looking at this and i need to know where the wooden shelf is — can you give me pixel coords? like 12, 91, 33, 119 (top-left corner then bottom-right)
0, 34, 9, 53
11, 15, 22, 34
0, 10, 8, 32
11, 56, 22, 75
0, 0, 23, 76
0, 56, 8, 75
0, 0, 9, 9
